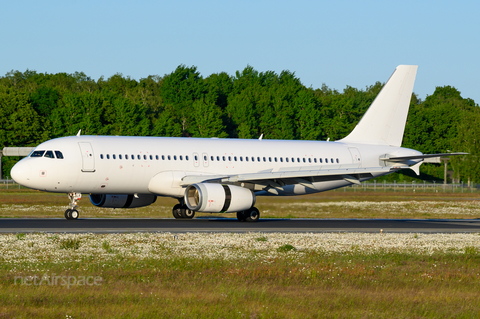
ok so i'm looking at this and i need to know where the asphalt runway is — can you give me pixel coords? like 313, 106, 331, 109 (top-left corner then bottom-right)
0, 218, 479, 233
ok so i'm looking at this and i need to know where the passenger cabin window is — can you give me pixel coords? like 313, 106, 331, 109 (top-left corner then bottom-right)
137, 155, 141, 160
119, 155, 122, 160
126, 155, 129, 160
113, 154, 116, 159
336, 158, 339, 163
54, 151, 64, 159
107, 154, 110, 159
180, 155, 183, 160
131, 154, 134, 160
186, 156, 189, 161
100, 154, 104, 159
168, 155, 171, 160
162, 155, 165, 160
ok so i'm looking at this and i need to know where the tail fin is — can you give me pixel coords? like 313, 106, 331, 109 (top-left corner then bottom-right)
340, 65, 418, 147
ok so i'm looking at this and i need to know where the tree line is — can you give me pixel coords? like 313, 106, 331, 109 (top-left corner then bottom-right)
0, 65, 478, 183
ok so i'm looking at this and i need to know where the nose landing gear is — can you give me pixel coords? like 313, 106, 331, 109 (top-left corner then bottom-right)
65, 192, 81, 220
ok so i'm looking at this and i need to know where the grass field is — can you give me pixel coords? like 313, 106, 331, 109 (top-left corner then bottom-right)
1, 189, 480, 318
1, 232, 480, 318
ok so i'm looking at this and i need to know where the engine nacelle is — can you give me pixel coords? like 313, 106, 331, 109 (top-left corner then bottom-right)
184, 183, 255, 213
89, 194, 156, 208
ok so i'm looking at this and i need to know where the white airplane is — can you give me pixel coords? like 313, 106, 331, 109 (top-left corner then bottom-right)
10, 65, 463, 222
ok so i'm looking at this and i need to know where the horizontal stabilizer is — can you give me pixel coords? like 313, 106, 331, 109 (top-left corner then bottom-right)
380, 152, 468, 162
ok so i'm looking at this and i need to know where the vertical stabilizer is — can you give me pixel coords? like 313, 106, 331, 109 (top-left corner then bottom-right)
339, 65, 417, 147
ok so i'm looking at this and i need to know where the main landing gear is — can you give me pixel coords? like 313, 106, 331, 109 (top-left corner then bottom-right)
172, 204, 195, 219
171, 202, 260, 222
65, 192, 81, 220
236, 207, 260, 222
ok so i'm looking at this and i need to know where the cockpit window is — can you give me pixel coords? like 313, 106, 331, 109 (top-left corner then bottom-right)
44, 151, 55, 158
55, 151, 64, 159
31, 150, 45, 157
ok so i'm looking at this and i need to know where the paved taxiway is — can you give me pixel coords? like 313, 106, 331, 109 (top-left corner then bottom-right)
0, 218, 479, 233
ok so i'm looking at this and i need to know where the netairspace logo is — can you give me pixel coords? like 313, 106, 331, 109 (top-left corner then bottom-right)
15, 273, 102, 289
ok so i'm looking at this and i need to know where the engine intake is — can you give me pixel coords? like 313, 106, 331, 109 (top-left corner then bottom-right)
184, 183, 255, 213
89, 194, 156, 208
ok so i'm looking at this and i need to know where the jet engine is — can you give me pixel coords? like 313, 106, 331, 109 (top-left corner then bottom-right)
89, 194, 156, 208
184, 183, 255, 213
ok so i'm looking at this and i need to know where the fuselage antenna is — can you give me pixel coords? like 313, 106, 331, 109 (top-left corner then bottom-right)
76, 130, 81, 137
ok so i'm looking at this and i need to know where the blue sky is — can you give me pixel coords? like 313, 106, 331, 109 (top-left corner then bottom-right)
2, 1, 479, 103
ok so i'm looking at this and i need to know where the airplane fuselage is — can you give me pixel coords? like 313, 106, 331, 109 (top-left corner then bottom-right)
12, 135, 421, 196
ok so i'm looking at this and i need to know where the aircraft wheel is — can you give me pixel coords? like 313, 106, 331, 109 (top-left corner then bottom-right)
184, 209, 195, 219
70, 209, 79, 220
172, 204, 182, 219
245, 207, 260, 222
236, 211, 247, 222
65, 209, 79, 220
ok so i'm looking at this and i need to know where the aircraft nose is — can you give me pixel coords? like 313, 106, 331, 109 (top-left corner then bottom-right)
11, 161, 31, 185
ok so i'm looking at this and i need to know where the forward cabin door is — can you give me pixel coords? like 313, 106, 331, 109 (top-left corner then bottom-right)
79, 142, 96, 172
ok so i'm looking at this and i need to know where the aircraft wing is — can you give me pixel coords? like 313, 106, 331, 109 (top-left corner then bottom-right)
180, 166, 393, 190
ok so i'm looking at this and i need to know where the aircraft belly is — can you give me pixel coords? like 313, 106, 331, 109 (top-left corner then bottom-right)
265, 180, 353, 196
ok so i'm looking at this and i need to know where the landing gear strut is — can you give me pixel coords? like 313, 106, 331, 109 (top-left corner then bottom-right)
65, 192, 81, 220
172, 203, 195, 219
237, 207, 260, 222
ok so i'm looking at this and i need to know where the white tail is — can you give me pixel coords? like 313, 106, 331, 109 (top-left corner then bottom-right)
340, 65, 418, 147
